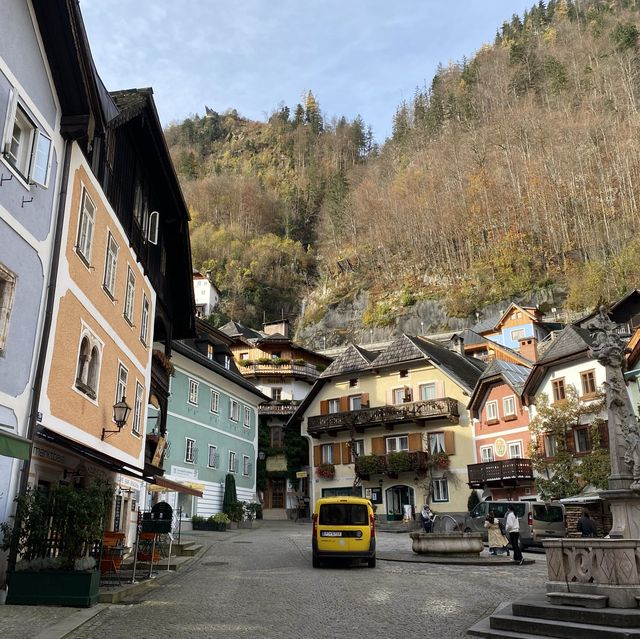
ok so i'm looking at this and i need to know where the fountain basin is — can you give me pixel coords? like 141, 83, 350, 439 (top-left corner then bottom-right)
410, 531, 484, 557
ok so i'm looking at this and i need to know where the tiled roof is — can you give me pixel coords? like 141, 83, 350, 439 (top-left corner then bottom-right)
472, 315, 500, 334
454, 329, 486, 347
369, 334, 425, 368
536, 325, 593, 364
218, 321, 262, 340
320, 344, 377, 378
478, 359, 530, 394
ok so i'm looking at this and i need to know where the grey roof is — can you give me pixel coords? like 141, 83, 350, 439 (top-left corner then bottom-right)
472, 315, 500, 334
369, 334, 425, 368
478, 359, 530, 394
218, 321, 262, 340
536, 325, 594, 364
454, 328, 486, 347
320, 344, 377, 377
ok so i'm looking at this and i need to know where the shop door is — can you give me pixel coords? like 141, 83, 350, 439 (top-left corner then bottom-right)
385, 485, 415, 521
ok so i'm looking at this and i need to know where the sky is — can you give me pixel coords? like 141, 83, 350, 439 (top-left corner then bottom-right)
81, 1, 535, 142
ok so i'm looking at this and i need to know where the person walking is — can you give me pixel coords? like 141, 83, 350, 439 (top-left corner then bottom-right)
505, 504, 524, 565
576, 509, 597, 537
484, 510, 510, 556
420, 505, 434, 533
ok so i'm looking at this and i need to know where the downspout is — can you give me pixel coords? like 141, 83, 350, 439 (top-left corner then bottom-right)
7, 138, 73, 575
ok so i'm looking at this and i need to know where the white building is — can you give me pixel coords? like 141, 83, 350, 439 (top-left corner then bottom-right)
193, 271, 220, 318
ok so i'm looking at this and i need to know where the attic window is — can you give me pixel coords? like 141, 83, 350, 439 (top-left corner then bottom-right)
349, 378, 358, 388
399, 370, 409, 379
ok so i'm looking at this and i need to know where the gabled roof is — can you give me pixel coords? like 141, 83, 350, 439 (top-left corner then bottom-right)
491, 303, 541, 330
320, 344, 377, 378
577, 289, 640, 327
219, 321, 262, 341
368, 334, 425, 368
472, 315, 500, 334
468, 359, 531, 412
451, 329, 532, 366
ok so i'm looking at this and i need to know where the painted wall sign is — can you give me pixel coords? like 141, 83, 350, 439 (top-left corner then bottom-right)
494, 438, 507, 457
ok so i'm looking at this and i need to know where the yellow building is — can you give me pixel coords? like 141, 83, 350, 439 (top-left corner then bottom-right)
290, 335, 485, 519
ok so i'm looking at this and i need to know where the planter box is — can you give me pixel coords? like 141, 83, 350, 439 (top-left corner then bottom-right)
192, 521, 227, 531
7, 570, 100, 607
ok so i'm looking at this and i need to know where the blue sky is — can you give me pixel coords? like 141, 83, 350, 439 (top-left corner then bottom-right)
81, 1, 534, 142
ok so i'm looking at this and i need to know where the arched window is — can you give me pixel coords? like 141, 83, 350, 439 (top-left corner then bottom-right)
75, 331, 102, 400
87, 346, 100, 395
76, 337, 90, 386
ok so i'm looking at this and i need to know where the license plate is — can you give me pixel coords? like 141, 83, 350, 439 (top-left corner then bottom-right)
321, 531, 342, 537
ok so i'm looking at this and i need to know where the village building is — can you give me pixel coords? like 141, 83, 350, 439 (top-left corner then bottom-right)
193, 270, 220, 319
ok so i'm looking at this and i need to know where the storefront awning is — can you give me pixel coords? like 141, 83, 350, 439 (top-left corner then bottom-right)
0, 429, 31, 461
149, 475, 204, 497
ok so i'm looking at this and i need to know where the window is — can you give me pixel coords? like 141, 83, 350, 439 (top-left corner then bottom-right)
243, 455, 251, 476
485, 400, 498, 422
0, 263, 17, 355
511, 329, 525, 341
508, 441, 523, 458
123, 267, 136, 324
76, 189, 96, 264
228, 450, 237, 472
207, 445, 218, 468
185, 438, 196, 463
133, 182, 144, 227
188, 379, 199, 405
432, 478, 449, 502
393, 387, 411, 404
544, 434, 557, 457
224, 355, 230, 369
321, 444, 334, 463
503, 396, 516, 418
399, 370, 409, 379
230, 399, 240, 421
75, 332, 101, 399
480, 446, 494, 462
271, 388, 282, 401
386, 435, 409, 452
132, 381, 144, 435
328, 398, 340, 413
420, 383, 436, 401
207, 343, 214, 360
581, 370, 597, 396
271, 352, 281, 360
552, 379, 566, 403
115, 363, 128, 405
210, 390, 219, 413
3, 99, 51, 187
240, 352, 249, 360
350, 439, 365, 461
429, 432, 445, 454
349, 395, 362, 411
244, 406, 251, 427
270, 425, 284, 448
103, 233, 119, 298
574, 428, 591, 453
349, 378, 358, 388
140, 295, 149, 345
147, 210, 159, 245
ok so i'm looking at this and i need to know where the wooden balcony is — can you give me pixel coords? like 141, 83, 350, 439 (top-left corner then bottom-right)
238, 362, 320, 381
259, 401, 300, 416
355, 451, 433, 478
307, 398, 459, 437
466, 458, 534, 489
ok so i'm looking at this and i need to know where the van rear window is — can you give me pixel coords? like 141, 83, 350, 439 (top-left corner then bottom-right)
532, 505, 564, 523
319, 504, 368, 526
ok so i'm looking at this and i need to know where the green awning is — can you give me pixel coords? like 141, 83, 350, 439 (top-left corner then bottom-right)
0, 429, 31, 460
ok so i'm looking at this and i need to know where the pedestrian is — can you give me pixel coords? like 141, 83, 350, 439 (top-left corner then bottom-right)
484, 510, 510, 556
420, 504, 434, 533
505, 504, 524, 565
576, 509, 597, 538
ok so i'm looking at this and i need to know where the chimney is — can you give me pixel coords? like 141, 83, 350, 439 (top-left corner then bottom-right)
518, 336, 538, 362
449, 334, 465, 357
263, 319, 290, 338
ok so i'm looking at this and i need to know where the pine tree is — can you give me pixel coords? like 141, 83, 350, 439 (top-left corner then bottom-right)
222, 473, 237, 516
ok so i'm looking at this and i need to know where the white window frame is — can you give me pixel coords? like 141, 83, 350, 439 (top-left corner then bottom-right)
544, 433, 557, 457
123, 266, 136, 324
0, 263, 17, 355
140, 294, 149, 345
230, 399, 240, 422
185, 437, 196, 464
115, 363, 128, 407
321, 444, 334, 464
207, 343, 214, 360
207, 444, 218, 469
349, 395, 362, 411
74, 327, 103, 401
147, 210, 159, 244
188, 379, 199, 405
385, 435, 409, 453
428, 432, 445, 454
485, 400, 498, 422
103, 232, 119, 298
132, 381, 144, 436
76, 188, 96, 264
511, 328, 525, 341
350, 439, 365, 461
228, 450, 237, 473
480, 445, 494, 462
574, 428, 590, 453
243, 454, 250, 477
420, 382, 437, 401
271, 387, 282, 401
503, 395, 516, 417
432, 478, 449, 502
507, 440, 523, 459
392, 387, 407, 405
210, 389, 220, 414
327, 398, 340, 413
243, 406, 251, 428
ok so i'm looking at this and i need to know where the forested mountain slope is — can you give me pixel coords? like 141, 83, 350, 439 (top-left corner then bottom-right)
166, 0, 640, 343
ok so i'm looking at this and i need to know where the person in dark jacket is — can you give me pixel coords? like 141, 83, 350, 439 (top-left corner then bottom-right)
576, 510, 597, 537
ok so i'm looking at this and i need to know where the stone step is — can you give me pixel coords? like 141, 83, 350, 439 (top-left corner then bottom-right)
178, 543, 202, 557
122, 555, 192, 572
468, 610, 551, 639
546, 592, 608, 609
513, 595, 640, 628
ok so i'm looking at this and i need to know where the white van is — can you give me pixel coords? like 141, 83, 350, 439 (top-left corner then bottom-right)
463, 500, 566, 549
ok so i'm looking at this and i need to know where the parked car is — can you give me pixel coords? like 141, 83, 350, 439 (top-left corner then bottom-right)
312, 496, 376, 568
463, 500, 566, 549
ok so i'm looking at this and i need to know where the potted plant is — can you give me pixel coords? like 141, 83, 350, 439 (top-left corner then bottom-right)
1, 479, 113, 607
210, 512, 230, 531
355, 454, 379, 480
316, 463, 335, 480
387, 451, 412, 476
432, 452, 450, 470
227, 500, 245, 527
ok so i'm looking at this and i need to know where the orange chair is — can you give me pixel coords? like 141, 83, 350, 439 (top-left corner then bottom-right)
100, 532, 125, 584
137, 532, 161, 562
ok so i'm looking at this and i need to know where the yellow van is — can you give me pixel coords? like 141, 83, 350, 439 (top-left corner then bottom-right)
312, 496, 376, 568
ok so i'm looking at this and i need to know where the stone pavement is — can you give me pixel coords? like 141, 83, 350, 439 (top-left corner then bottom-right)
0, 522, 548, 639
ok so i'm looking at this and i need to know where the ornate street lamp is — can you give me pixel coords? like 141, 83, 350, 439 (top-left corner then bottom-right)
102, 397, 131, 441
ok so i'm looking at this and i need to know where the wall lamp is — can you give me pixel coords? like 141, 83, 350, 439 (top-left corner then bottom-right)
102, 397, 131, 441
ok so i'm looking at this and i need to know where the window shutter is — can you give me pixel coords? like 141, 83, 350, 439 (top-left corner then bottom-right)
332, 443, 342, 464
361, 393, 370, 408
320, 400, 329, 415
313, 445, 322, 467
599, 421, 609, 449
339, 396, 349, 412
413, 386, 421, 401
567, 429, 576, 454
436, 381, 445, 398
408, 433, 422, 452
403, 386, 412, 402
3, 87, 15, 155
341, 441, 351, 464
444, 431, 455, 455
371, 436, 385, 455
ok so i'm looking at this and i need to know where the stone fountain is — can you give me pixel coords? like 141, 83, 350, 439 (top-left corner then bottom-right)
410, 514, 484, 557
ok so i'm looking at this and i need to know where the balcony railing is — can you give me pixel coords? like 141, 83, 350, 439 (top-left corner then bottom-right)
355, 451, 437, 478
307, 398, 459, 436
466, 458, 534, 489
259, 401, 300, 416
238, 362, 321, 380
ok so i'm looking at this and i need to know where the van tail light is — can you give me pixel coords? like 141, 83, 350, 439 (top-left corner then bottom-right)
370, 513, 376, 538
312, 513, 318, 539
528, 512, 533, 527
